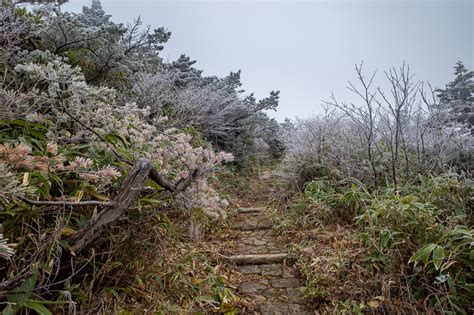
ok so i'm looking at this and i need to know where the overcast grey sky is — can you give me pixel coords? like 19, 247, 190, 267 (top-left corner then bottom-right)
62, 0, 473, 121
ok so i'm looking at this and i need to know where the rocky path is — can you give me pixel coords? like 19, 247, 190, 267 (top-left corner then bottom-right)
223, 206, 313, 314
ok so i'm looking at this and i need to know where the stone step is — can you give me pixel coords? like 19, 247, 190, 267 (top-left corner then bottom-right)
238, 207, 266, 214
238, 263, 289, 276
225, 253, 289, 265
239, 280, 303, 295
259, 302, 313, 315
234, 223, 273, 231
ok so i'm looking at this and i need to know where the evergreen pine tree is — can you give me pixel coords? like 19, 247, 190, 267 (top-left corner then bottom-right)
437, 61, 474, 135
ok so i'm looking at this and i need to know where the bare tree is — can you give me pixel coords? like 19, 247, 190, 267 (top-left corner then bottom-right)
376, 62, 419, 188
284, 62, 471, 191
325, 62, 380, 188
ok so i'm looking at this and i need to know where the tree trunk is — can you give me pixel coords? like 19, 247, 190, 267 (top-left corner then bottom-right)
222, 253, 289, 265
71, 158, 153, 253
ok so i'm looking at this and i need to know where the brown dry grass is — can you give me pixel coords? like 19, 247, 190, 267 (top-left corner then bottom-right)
288, 225, 428, 313
76, 206, 240, 314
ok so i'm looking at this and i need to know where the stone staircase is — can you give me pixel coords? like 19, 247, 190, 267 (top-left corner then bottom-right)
224, 207, 313, 314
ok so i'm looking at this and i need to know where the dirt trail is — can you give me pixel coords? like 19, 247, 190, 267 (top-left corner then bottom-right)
217, 172, 314, 314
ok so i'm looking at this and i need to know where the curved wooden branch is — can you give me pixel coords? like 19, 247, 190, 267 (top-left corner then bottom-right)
71, 158, 153, 253
70, 158, 206, 253
149, 167, 201, 192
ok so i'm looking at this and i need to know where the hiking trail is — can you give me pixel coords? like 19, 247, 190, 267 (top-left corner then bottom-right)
214, 172, 313, 314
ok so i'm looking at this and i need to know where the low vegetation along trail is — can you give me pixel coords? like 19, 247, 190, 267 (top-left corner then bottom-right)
216, 173, 313, 314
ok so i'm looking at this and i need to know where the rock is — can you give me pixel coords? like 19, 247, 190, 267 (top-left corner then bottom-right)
238, 282, 267, 293
252, 294, 267, 303
238, 265, 261, 274
261, 264, 283, 276
260, 302, 311, 315
270, 278, 302, 288
286, 287, 303, 301
259, 278, 269, 285
261, 287, 278, 298
254, 239, 267, 246
227, 203, 311, 313
260, 302, 288, 315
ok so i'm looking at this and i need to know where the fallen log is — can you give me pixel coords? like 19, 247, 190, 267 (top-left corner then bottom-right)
68, 157, 210, 253
238, 207, 265, 214
223, 253, 289, 265
71, 158, 153, 253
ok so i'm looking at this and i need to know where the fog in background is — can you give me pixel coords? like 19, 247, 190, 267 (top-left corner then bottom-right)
63, 0, 473, 121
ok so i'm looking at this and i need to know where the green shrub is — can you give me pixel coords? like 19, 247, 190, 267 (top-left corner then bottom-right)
409, 226, 473, 313
294, 173, 473, 312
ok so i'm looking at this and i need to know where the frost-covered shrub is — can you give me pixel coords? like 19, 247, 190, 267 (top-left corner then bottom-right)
0, 1, 280, 311
0, 162, 28, 208
0, 55, 236, 312
282, 63, 473, 190
0, 4, 32, 65
5, 59, 234, 218
130, 61, 282, 168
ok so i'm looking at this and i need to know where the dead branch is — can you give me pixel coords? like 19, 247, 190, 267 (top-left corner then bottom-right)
220, 253, 290, 265
69, 157, 207, 253
71, 158, 153, 253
